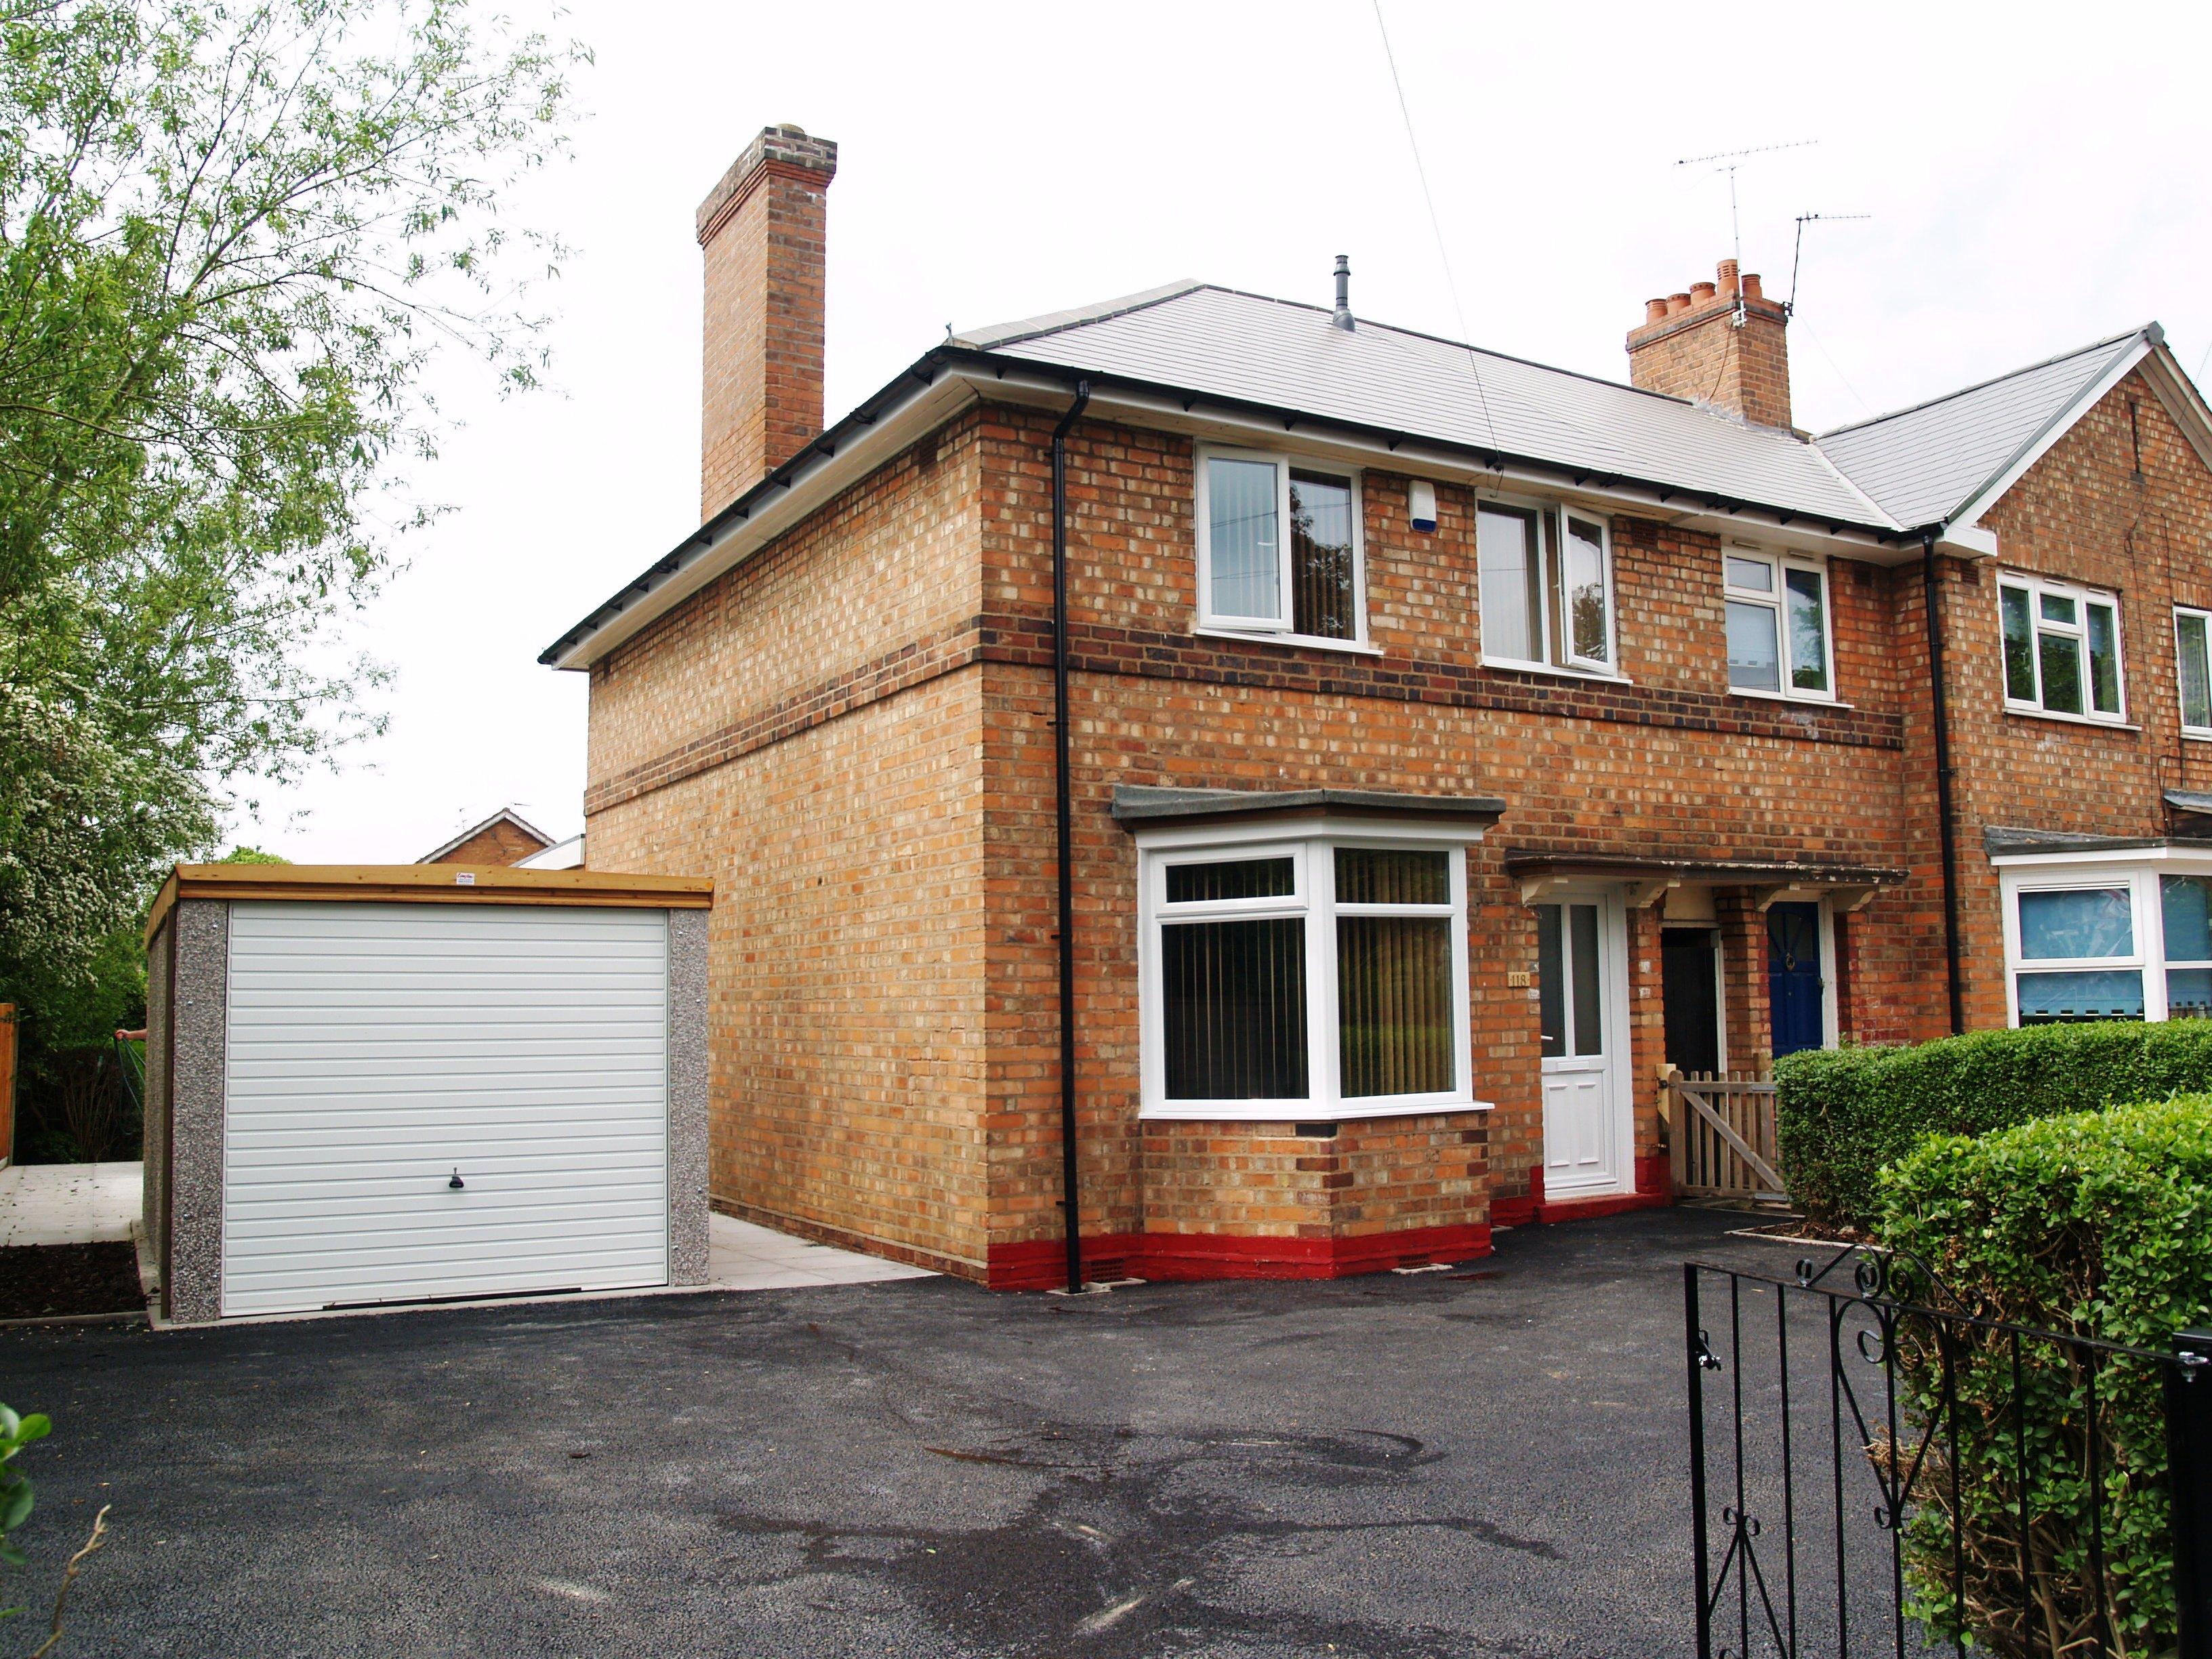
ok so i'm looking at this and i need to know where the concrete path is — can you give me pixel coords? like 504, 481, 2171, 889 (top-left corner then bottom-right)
0, 1162, 140, 1247
708, 1212, 935, 1290
0, 1162, 928, 1295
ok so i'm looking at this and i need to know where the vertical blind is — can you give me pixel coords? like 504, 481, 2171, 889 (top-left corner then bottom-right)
1336, 848, 1453, 1098
1162, 918, 1308, 1099
1290, 470, 1356, 640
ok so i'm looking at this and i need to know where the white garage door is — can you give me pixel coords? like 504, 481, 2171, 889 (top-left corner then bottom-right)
222, 902, 670, 1317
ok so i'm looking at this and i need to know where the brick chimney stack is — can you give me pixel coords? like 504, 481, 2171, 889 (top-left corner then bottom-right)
1625, 258, 1793, 430
696, 124, 838, 519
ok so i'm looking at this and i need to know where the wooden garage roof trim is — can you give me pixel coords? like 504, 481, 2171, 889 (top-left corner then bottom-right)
145, 863, 713, 945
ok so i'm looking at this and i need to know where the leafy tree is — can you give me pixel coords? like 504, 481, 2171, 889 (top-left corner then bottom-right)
0, 0, 586, 1004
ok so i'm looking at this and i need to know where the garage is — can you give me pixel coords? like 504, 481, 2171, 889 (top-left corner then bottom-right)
141, 863, 711, 1323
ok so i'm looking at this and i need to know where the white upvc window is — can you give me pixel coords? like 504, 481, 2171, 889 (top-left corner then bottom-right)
1723, 548, 1835, 700
1996, 851, 2212, 1025
1999, 573, 2125, 723
1475, 498, 1618, 675
1137, 823, 1479, 1120
2175, 607, 2212, 738
1194, 447, 1366, 645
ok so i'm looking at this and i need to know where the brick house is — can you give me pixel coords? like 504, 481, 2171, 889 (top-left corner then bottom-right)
541, 124, 2212, 1289
416, 806, 557, 867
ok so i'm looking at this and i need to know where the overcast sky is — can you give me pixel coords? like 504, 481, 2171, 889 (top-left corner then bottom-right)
229, 0, 2212, 862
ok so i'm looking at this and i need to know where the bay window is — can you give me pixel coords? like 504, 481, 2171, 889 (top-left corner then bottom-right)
2176, 607, 2212, 737
1141, 832, 1477, 1119
1723, 550, 1832, 699
1196, 447, 1364, 644
1999, 574, 2125, 722
1998, 855, 2212, 1025
1477, 501, 1616, 674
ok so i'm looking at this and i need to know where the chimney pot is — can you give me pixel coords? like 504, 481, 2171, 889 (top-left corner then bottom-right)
1625, 256, 1793, 428
696, 123, 839, 519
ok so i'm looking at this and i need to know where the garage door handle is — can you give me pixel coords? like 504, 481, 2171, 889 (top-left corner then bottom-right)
449, 1170, 464, 1190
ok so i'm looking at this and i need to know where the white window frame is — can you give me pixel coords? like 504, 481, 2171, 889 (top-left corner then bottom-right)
1136, 816, 1486, 1121
1193, 445, 1368, 647
2175, 606, 2212, 740
1998, 573, 2127, 726
1723, 548, 1838, 703
1475, 493, 1620, 678
1988, 847, 2212, 1025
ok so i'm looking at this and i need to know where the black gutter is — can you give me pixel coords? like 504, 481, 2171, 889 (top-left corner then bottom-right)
1921, 525, 1966, 1035
539, 344, 1912, 668
1051, 379, 1092, 1296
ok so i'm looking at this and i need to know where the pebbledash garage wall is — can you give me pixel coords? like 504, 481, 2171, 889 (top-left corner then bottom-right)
142, 863, 712, 1324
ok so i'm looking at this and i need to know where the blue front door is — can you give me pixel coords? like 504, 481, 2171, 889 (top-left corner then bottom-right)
1767, 902, 1825, 1057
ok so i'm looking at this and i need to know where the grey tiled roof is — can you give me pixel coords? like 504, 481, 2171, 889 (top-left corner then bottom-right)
962, 284, 1894, 529
1816, 330, 2148, 528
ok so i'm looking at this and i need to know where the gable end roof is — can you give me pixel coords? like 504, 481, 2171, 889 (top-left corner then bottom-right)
1815, 327, 2156, 529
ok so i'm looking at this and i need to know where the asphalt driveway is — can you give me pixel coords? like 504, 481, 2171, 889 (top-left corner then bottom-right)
0, 1207, 1783, 1658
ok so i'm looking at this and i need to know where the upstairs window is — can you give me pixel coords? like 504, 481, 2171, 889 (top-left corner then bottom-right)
2000, 574, 2124, 723
1477, 502, 1615, 674
1196, 447, 1363, 644
2175, 607, 2212, 737
1724, 550, 1832, 699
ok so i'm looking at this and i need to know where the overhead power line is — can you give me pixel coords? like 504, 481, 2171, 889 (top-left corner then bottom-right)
1370, 0, 1498, 452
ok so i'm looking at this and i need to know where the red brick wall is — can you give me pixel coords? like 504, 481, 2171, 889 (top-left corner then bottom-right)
971, 406, 1925, 1246
578, 361, 2212, 1280
1927, 370, 2212, 1027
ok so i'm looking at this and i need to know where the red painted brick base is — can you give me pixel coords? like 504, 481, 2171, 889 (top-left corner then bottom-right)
985, 1221, 1494, 1292
1489, 1153, 1672, 1228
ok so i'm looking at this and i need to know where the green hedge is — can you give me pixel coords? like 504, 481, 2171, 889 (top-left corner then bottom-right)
1773, 1020, 2212, 1229
1874, 1097, 2212, 1654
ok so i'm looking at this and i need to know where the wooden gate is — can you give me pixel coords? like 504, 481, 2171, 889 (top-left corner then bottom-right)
1665, 1067, 1785, 1203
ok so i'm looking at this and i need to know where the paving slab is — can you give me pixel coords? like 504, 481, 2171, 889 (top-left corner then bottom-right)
0, 1163, 141, 1248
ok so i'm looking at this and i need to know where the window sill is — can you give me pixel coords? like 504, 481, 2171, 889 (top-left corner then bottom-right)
1195, 626, 1384, 657
1727, 687, 1853, 710
1141, 1097, 1494, 1123
1480, 656, 1632, 686
2003, 705, 2140, 733
2183, 729, 2212, 744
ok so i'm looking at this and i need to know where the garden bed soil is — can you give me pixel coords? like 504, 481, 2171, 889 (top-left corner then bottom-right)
0, 1242, 146, 1321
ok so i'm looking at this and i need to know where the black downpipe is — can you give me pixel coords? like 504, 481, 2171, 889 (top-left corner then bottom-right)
1052, 380, 1092, 1294
1922, 527, 1965, 1035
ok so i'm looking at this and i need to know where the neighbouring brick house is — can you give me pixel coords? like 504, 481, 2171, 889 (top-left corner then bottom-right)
542, 123, 2212, 1288
417, 806, 557, 867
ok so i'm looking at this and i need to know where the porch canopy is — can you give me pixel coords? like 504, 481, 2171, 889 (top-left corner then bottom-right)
1500, 850, 1908, 912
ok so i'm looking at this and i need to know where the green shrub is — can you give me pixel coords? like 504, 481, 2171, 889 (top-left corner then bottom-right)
1873, 1097, 2212, 1656
1774, 1021, 2212, 1229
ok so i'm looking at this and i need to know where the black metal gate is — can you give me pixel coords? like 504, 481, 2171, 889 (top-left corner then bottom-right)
1684, 1246, 2212, 1658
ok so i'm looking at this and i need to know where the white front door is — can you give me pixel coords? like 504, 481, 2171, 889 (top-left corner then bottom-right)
1536, 893, 1631, 1197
